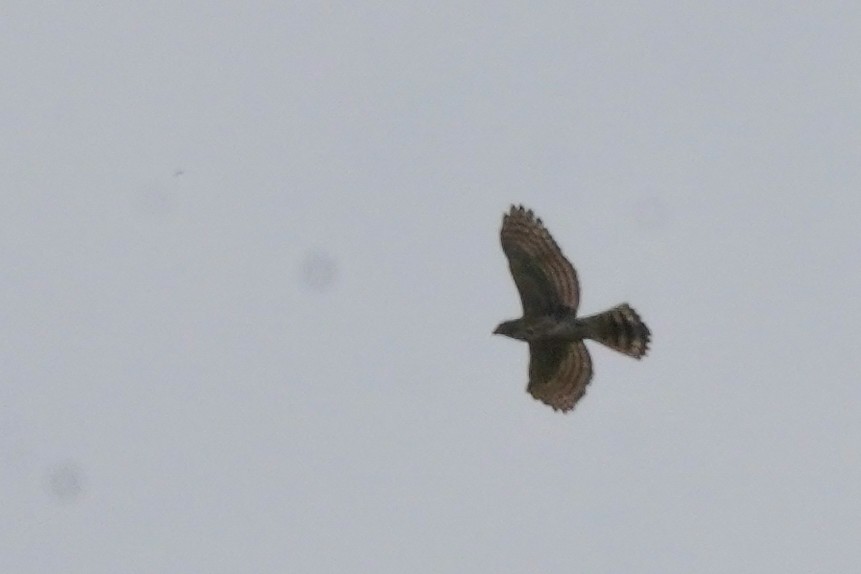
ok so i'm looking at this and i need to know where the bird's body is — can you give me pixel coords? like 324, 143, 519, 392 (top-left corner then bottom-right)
494, 205, 650, 412
494, 310, 588, 341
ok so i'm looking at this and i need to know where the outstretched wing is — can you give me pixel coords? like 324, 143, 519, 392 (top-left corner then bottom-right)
500, 205, 580, 316
527, 341, 593, 412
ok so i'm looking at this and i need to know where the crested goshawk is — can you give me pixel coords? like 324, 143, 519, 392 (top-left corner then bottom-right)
494, 205, 650, 412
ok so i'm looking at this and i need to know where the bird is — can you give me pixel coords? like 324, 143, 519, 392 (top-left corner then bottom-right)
494, 205, 650, 412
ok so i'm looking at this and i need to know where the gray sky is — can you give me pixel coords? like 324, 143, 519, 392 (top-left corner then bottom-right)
2, 3, 860, 572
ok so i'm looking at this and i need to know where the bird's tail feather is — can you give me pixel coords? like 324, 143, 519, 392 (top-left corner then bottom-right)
582, 304, 650, 359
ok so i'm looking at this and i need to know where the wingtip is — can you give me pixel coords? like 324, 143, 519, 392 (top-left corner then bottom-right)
506, 204, 538, 220
529, 392, 578, 414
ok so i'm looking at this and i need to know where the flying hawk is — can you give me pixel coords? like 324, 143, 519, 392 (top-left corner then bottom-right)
494, 205, 650, 412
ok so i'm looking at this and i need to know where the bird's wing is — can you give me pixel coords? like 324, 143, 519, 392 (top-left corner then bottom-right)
500, 205, 580, 316
527, 341, 593, 412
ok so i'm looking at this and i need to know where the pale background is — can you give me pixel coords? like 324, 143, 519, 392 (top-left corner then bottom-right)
2, 3, 860, 573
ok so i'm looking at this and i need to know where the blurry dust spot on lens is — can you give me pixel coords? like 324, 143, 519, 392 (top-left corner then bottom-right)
46, 461, 84, 503
300, 250, 338, 292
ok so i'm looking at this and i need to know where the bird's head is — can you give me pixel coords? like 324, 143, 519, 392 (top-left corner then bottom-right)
493, 319, 533, 341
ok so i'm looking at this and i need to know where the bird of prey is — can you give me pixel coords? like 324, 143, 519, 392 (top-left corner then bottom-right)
494, 205, 650, 412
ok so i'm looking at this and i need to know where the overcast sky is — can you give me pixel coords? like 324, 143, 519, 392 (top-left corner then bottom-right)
2, 3, 860, 573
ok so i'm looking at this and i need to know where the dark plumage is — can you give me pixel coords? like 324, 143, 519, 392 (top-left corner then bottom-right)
494, 205, 650, 412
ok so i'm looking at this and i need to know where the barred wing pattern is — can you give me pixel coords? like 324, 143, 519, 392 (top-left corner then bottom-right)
500, 205, 580, 316
501, 205, 592, 411
527, 341, 593, 412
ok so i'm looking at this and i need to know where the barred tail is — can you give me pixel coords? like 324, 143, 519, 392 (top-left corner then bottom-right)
583, 304, 650, 359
